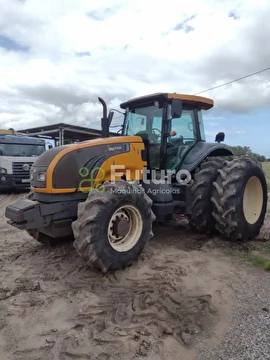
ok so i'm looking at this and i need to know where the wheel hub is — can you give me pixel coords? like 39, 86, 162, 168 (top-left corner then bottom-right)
107, 205, 143, 252
114, 217, 130, 237
109, 210, 131, 241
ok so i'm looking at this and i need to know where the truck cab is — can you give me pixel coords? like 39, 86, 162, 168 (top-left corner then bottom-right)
0, 134, 46, 191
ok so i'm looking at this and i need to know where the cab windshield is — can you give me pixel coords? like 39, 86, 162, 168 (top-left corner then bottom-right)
0, 143, 45, 157
123, 105, 163, 142
123, 104, 202, 170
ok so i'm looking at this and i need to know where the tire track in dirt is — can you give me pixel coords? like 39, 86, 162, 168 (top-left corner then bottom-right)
31, 273, 217, 359
13, 240, 226, 360
0, 197, 239, 360
0, 241, 222, 360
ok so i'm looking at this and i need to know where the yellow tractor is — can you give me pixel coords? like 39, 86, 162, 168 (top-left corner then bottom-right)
5, 93, 268, 272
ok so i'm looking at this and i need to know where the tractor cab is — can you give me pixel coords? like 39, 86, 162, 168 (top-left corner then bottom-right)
118, 93, 214, 172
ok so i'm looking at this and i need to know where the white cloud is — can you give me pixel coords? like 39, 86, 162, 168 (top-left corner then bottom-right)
0, 0, 270, 130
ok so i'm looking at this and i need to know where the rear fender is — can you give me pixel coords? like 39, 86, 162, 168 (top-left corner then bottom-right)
180, 141, 233, 172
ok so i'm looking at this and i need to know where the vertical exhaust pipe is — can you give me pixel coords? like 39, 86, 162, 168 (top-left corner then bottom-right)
98, 97, 109, 138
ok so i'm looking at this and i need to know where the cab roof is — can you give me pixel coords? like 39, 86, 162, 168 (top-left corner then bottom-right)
120, 92, 214, 110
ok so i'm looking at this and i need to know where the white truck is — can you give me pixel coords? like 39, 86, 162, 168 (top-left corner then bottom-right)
0, 133, 46, 191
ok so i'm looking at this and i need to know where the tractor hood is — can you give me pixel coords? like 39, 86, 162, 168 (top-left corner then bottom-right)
30, 136, 145, 193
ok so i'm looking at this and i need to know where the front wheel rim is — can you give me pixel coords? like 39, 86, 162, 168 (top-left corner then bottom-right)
107, 205, 143, 252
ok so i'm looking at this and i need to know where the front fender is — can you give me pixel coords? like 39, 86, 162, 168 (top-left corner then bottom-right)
180, 141, 233, 172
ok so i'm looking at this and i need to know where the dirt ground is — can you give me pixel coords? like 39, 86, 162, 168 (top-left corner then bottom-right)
0, 192, 269, 360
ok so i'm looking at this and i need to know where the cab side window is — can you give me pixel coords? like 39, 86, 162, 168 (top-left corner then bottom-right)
125, 113, 147, 135
170, 110, 196, 142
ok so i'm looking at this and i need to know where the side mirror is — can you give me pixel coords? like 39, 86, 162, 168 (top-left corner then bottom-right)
215, 132, 225, 143
108, 110, 114, 126
171, 98, 182, 119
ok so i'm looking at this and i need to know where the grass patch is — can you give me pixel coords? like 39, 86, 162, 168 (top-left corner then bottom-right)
254, 238, 270, 252
230, 249, 270, 271
229, 239, 270, 271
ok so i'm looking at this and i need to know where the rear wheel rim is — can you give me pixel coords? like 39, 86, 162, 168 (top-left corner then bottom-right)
243, 176, 263, 224
107, 205, 143, 252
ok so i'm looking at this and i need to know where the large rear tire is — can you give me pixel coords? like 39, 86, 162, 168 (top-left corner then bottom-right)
211, 156, 268, 240
71, 180, 156, 273
189, 157, 226, 233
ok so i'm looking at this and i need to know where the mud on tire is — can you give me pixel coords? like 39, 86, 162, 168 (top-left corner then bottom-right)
71, 180, 156, 273
211, 156, 268, 240
189, 157, 227, 233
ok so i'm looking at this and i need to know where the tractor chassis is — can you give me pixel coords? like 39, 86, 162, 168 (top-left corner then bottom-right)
5, 182, 192, 238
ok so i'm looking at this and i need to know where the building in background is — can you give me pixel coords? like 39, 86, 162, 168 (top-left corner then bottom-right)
18, 122, 119, 146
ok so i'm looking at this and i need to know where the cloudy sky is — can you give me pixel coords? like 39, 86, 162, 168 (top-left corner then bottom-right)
1, 0, 270, 155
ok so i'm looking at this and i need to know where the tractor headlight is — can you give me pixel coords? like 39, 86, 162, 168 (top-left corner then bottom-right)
37, 172, 46, 182
0, 167, 7, 174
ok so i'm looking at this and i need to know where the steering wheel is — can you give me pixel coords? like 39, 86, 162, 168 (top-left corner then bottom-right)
151, 128, 162, 141
152, 128, 161, 135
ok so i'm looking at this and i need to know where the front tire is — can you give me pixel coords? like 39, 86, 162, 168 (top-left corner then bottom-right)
71, 180, 156, 273
211, 156, 268, 240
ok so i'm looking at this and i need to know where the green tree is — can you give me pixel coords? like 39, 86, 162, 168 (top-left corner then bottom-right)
229, 146, 266, 162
